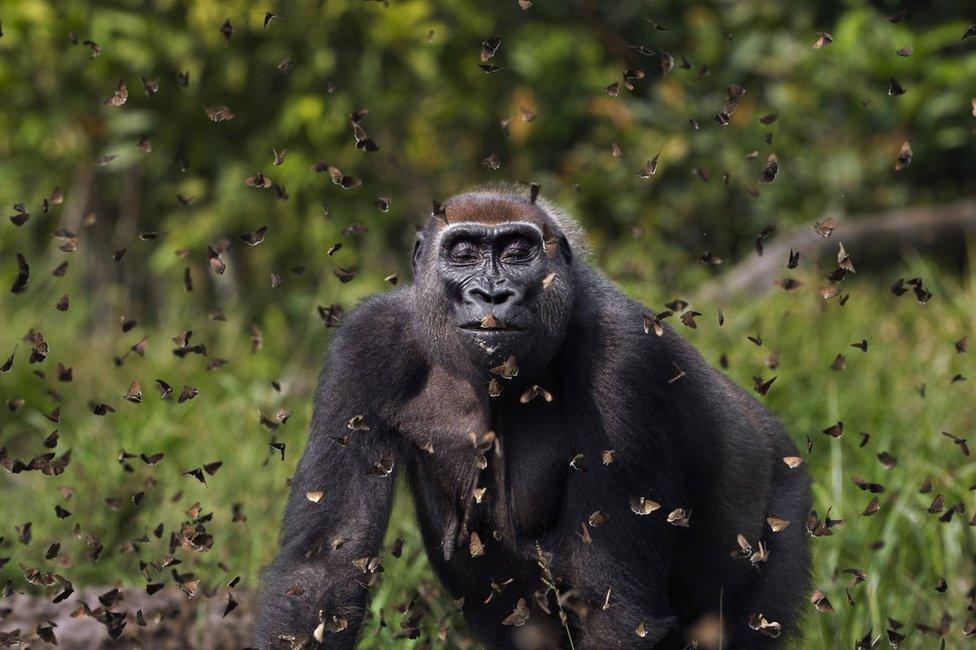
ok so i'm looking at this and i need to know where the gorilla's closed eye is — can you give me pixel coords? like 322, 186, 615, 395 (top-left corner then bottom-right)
447, 240, 482, 265
499, 237, 538, 264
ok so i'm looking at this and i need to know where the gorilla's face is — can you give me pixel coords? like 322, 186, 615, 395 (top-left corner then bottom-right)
439, 222, 544, 340
415, 210, 575, 388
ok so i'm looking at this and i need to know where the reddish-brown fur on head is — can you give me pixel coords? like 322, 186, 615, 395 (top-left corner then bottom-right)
441, 192, 565, 256
443, 192, 549, 227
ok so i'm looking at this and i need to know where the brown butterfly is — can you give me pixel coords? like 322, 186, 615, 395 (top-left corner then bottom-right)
103, 79, 128, 107
203, 105, 235, 122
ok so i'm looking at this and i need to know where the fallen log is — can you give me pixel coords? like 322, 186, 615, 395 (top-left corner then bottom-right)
696, 199, 976, 301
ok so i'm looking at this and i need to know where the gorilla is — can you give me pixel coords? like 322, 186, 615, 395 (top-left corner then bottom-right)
256, 186, 811, 649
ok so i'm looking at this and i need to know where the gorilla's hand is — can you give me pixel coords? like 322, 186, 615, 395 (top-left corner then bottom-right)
555, 533, 680, 649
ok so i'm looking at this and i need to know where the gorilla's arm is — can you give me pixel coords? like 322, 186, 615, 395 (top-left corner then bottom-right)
552, 293, 686, 647
557, 477, 682, 649
256, 302, 407, 648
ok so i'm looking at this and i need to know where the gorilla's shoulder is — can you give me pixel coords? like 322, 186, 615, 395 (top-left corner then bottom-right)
335, 288, 413, 336
323, 287, 422, 379
573, 270, 665, 346
570, 268, 715, 382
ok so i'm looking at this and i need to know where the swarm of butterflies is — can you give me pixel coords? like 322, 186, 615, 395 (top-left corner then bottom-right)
2, 4, 976, 648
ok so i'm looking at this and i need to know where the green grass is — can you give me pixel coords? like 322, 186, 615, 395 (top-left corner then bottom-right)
1, 254, 974, 649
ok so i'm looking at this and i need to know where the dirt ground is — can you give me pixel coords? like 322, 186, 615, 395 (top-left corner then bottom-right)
0, 587, 255, 648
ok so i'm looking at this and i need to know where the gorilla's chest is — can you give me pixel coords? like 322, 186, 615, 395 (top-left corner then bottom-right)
396, 368, 570, 545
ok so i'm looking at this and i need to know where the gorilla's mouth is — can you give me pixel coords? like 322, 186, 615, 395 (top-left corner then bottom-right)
458, 319, 523, 333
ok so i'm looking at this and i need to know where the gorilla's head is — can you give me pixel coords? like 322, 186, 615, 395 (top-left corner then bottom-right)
412, 188, 579, 390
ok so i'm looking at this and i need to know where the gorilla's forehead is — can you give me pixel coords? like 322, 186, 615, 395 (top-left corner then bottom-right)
443, 193, 551, 229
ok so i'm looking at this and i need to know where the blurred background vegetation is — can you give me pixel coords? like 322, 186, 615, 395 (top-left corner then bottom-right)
0, 0, 974, 647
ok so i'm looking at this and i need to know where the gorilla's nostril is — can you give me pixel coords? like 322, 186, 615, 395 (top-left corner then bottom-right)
490, 289, 515, 305
465, 287, 487, 304
466, 285, 514, 305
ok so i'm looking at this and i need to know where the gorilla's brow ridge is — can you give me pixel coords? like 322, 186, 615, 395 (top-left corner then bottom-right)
434, 221, 544, 247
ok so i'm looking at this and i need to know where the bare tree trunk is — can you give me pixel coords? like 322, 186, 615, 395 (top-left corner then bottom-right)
114, 164, 145, 316
59, 166, 94, 234
58, 166, 102, 335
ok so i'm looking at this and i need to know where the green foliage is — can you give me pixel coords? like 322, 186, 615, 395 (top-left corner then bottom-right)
0, 0, 975, 647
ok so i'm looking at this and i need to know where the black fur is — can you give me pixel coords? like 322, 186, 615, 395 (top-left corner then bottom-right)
256, 188, 811, 649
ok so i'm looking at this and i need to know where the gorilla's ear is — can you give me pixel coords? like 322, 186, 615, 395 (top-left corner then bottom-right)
557, 233, 573, 264
543, 222, 573, 265
411, 232, 426, 276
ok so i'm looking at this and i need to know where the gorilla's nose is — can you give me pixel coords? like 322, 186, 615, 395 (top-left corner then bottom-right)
464, 280, 516, 306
